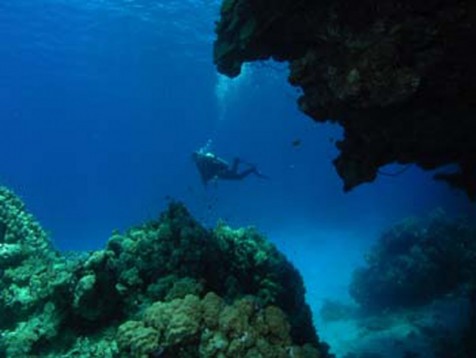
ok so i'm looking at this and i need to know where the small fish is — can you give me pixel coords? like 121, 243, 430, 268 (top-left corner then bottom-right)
292, 138, 302, 147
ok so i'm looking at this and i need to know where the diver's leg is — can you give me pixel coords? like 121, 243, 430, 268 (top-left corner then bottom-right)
235, 168, 256, 180
230, 158, 240, 173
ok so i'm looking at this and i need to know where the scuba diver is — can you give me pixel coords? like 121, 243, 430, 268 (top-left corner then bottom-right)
192, 150, 269, 185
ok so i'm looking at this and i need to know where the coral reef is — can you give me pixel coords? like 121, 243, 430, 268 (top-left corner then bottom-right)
0, 187, 71, 333
118, 292, 321, 357
0, 186, 332, 357
318, 212, 476, 357
213, 0, 476, 199
350, 210, 476, 311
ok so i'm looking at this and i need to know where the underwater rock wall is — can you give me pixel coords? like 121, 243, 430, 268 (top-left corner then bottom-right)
346, 210, 476, 357
214, 0, 476, 199
0, 186, 333, 357
350, 210, 476, 311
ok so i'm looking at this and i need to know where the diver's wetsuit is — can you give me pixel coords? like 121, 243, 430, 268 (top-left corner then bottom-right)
193, 152, 267, 185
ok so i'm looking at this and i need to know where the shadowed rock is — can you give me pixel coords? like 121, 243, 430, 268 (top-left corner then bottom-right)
214, 0, 476, 199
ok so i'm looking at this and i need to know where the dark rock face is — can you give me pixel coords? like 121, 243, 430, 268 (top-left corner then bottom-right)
214, 0, 476, 199
349, 210, 476, 311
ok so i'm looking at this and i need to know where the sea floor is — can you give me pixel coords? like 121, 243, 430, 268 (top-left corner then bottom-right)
272, 227, 471, 358
316, 297, 469, 358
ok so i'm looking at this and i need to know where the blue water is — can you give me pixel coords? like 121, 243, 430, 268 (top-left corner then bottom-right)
1, 0, 474, 354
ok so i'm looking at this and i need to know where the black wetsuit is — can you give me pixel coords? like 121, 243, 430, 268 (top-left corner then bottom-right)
193, 152, 267, 184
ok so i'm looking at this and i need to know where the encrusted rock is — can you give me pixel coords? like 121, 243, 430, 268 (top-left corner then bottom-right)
214, 0, 476, 199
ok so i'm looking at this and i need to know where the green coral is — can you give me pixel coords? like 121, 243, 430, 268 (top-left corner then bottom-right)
0, 188, 332, 357
2, 302, 60, 356
0, 187, 73, 333
118, 293, 321, 358
49, 330, 118, 358
147, 275, 204, 302
117, 321, 158, 357
94, 202, 319, 346
0, 187, 52, 257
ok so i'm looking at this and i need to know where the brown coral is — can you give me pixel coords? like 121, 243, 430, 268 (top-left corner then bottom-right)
117, 293, 322, 357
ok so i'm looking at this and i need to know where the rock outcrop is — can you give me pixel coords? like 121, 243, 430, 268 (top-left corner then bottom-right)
214, 0, 476, 199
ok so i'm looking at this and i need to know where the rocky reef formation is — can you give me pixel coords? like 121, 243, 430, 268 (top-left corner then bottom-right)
118, 293, 320, 357
214, 0, 476, 199
0, 186, 332, 357
347, 210, 476, 357
0, 187, 70, 340
350, 210, 476, 311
